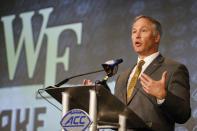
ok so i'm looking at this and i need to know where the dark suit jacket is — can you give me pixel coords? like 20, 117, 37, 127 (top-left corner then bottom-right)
114, 54, 191, 131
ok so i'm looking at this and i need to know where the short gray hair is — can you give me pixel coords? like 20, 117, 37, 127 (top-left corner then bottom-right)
133, 15, 162, 36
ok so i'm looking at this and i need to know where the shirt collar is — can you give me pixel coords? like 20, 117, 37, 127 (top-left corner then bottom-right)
137, 52, 160, 64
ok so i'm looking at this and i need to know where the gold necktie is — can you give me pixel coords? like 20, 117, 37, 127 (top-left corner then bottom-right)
127, 60, 145, 103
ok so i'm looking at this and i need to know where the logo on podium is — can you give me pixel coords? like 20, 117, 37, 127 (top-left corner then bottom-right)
60, 109, 91, 131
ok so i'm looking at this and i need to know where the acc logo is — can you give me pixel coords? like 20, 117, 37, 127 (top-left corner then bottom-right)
60, 109, 91, 131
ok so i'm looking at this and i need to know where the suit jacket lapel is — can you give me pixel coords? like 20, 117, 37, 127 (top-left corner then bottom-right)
127, 54, 164, 104
144, 54, 164, 76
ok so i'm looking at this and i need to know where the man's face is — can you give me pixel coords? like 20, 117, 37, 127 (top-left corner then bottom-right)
131, 18, 160, 58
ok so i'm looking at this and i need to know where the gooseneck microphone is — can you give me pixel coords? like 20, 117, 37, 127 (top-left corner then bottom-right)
102, 58, 123, 77
38, 58, 123, 111
54, 69, 104, 87
51, 58, 123, 88
96, 58, 123, 91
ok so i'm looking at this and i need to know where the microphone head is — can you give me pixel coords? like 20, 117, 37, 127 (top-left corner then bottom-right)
102, 58, 123, 77
116, 59, 123, 64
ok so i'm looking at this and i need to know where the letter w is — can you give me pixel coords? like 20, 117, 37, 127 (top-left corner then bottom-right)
1, 8, 53, 80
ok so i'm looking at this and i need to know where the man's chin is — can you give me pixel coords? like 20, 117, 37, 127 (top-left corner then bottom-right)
135, 50, 148, 58
134, 49, 144, 54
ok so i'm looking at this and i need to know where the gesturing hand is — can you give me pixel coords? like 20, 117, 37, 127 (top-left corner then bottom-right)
140, 71, 167, 100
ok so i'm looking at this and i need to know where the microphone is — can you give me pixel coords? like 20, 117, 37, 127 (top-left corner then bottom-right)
54, 69, 104, 87
49, 58, 123, 88
102, 58, 123, 77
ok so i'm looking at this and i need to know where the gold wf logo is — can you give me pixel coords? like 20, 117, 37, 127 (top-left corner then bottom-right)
1, 7, 82, 87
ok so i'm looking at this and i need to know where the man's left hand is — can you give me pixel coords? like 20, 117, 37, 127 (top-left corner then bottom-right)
140, 71, 167, 100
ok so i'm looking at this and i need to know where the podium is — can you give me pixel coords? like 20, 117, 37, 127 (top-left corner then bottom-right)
45, 85, 152, 131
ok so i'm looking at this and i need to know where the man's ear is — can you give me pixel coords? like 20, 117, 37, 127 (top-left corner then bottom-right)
155, 34, 160, 43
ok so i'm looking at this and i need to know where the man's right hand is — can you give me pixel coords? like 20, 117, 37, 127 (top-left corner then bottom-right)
82, 79, 93, 85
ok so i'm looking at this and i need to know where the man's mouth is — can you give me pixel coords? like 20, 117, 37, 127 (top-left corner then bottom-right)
135, 42, 142, 47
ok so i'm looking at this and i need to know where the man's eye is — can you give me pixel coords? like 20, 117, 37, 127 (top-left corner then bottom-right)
142, 29, 147, 32
132, 30, 136, 33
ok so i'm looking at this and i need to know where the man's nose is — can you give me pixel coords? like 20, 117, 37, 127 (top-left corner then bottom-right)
136, 31, 141, 38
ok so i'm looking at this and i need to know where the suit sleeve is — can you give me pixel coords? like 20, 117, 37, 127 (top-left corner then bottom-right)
160, 64, 191, 124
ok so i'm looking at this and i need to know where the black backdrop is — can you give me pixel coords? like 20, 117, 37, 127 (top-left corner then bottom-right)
0, 0, 197, 130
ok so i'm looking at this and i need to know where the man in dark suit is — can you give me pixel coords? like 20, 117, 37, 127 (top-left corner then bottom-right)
114, 15, 191, 131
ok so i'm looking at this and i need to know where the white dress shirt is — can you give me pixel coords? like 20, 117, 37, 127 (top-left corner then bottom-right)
127, 52, 165, 104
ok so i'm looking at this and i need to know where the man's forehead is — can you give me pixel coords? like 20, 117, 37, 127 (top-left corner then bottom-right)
132, 25, 150, 29
132, 18, 152, 29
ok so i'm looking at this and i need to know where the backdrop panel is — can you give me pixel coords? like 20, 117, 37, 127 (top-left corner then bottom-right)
0, 0, 197, 130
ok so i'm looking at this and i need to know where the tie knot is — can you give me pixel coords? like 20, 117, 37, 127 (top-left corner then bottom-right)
138, 60, 145, 67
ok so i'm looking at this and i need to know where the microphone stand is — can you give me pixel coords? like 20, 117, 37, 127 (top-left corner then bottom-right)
54, 69, 105, 87
95, 76, 111, 91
